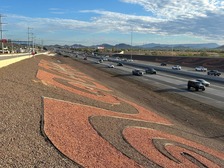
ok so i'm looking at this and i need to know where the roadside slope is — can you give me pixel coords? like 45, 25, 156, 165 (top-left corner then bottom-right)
1, 54, 223, 167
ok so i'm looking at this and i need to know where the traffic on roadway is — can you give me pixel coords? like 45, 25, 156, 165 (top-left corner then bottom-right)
56, 50, 224, 110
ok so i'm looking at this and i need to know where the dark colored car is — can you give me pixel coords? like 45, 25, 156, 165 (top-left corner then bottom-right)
132, 69, 144, 76
161, 63, 167, 66
117, 62, 123, 66
207, 70, 221, 76
83, 57, 87, 60
188, 80, 205, 91
145, 68, 156, 74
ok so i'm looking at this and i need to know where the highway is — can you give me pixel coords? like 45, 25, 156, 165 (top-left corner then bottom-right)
70, 53, 224, 111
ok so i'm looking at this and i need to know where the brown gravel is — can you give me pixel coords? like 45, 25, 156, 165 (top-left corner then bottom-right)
1, 54, 224, 167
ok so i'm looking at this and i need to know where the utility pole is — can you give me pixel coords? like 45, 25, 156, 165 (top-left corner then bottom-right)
32, 33, 34, 53
41, 39, 44, 50
0, 14, 6, 54
27, 27, 33, 53
11, 39, 14, 53
32, 35, 35, 54
30, 32, 36, 55
130, 27, 133, 60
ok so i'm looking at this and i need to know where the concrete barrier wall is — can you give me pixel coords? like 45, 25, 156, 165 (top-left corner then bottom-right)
113, 54, 224, 71
0, 52, 49, 69
0, 55, 31, 68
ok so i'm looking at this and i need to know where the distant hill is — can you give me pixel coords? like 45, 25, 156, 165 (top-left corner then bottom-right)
90, 43, 133, 49
93, 43, 220, 49
139, 43, 220, 49
71, 44, 86, 48
217, 45, 224, 49
90, 43, 113, 49
60, 42, 221, 50
114, 43, 132, 49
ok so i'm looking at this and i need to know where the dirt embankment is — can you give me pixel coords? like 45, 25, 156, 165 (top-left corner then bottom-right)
114, 54, 224, 71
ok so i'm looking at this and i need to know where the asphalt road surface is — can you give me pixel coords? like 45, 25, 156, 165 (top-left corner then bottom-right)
78, 55, 224, 110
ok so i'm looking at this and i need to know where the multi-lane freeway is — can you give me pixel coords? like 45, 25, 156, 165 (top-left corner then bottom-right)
66, 53, 224, 111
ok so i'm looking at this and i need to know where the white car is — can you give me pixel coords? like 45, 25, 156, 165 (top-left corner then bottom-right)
132, 69, 144, 76
172, 65, 181, 70
108, 64, 114, 68
195, 66, 207, 72
196, 79, 210, 87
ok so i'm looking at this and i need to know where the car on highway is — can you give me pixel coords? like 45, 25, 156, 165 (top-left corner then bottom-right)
160, 62, 167, 66
83, 57, 87, 60
195, 66, 207, 72
172, 65, 181, 70
196, 79, 210, 87
188, 80, 205, 91
132, 69, 144, 76
103, 57, 108, 61
207, 70, 221, 76
115, 57, 120, 60
117, 62, 123, 66
145, 67, 156, 74
108, 64, 114, 68
127, 59, 134, 62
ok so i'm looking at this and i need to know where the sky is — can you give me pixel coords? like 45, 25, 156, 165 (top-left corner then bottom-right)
0, 0, 224, 46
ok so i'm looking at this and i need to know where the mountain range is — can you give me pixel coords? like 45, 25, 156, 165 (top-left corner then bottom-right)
139, 43, 220, 49
70, 43, 222, 50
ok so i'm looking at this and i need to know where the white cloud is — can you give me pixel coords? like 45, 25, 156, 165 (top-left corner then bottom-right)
4, 0, 224, 45
6, 14, 92, 31
120, 0, 224, 19
48, 8, 67, 15
118, 0, 224, 43
79, 8, 224, 42
80, 10, 165, 32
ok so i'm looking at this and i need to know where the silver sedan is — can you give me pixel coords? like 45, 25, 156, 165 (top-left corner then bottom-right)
196, 79, 210, 87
